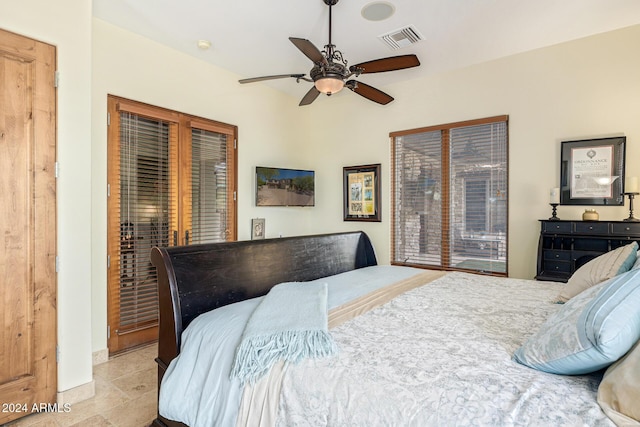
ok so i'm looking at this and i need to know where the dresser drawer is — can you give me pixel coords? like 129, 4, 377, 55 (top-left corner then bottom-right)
611, 222, 640, 236
543, 260, 571, 273
571, 251, 603, 268
574, 221, 609, 235
543, 250, 571, 261
542, 221, 571, 234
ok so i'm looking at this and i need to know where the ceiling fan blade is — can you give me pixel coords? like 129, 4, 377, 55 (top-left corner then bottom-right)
350, 54, 420, 74
289, 37, 328, 66
346, 80, 394, 105
299, 86, 321, 106
239, 74, 306, 84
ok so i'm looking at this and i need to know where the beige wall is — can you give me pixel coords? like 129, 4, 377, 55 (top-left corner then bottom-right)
305, 24, 640, 279
0, 0, 93, 393
91, 19, 315, 351
94, 21, 640, 298
4, 2, 640, 396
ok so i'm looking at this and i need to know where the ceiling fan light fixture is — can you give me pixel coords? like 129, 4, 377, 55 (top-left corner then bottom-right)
314, 76, 345, 95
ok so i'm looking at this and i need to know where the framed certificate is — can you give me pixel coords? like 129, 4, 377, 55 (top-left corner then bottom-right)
560, 137, 626, 205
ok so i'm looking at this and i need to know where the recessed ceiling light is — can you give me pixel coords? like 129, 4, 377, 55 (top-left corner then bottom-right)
197, 39, 211, 50
361, 1, 395, 21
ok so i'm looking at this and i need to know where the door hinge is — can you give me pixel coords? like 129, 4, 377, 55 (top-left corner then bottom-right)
234, 139, 237, 149
107, 183, 111, 197
54, 71, 60, 88
55, 256, 60, 273
107, 112, 111, 126
56, 345, 60, 363
55, 162, 60, 178
107, 255, 111, 268
107, 325, 111, 340
233, 191, 237, 201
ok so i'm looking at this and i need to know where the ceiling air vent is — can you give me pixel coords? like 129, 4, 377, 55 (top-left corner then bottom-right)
378, 25, 424, 50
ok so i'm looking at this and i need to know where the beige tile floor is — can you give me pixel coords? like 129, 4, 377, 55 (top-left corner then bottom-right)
3, 344, 158, 427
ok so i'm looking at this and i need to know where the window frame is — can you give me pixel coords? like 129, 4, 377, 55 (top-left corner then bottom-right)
390, 115, 508, 276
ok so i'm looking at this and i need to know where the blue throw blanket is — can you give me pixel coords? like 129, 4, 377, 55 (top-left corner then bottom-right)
230, 281, 337, 384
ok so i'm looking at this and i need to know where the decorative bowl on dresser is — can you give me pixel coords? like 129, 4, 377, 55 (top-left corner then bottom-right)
536, 220, 640, 282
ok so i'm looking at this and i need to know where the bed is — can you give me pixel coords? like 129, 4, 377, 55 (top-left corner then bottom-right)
150, 231, 640, 427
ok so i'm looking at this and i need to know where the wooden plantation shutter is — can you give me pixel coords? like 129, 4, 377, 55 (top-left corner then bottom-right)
107, 96, 237, 353
391, 116, 508, 276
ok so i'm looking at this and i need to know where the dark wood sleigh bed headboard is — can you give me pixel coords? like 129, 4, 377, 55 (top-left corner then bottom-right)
150, 231, 377, 427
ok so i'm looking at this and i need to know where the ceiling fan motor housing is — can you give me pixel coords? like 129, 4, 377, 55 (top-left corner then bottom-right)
310, 62, 348, 82
310, 62, 348, 95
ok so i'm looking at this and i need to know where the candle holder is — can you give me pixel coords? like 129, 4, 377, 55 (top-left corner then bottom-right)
623, 192, 640, 222
549, 203, 560, 221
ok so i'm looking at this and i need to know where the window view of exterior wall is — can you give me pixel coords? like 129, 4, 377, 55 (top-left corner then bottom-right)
391, 116, 508, 275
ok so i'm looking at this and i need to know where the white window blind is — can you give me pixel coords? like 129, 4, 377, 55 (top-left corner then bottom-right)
393, 130, 443, 266
392, 116, 508, 275
118, 112, 172, 330
190, 128, 229, 244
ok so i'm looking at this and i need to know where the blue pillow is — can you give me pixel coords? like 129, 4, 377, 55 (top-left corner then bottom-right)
513, 268, 640, 375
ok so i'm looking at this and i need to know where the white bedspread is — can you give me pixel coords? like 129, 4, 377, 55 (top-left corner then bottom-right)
274, 272, 614, 427
160, 267, 614, 427
159, 265, 426, 427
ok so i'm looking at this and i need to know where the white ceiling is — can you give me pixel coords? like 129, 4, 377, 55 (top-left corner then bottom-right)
93, 0, 640, 104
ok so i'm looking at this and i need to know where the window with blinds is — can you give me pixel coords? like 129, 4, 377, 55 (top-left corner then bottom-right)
107, 96, 237, 354
391, 116, 508, 275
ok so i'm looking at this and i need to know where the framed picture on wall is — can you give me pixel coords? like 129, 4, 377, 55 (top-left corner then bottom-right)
560, 136, 626, 206
343, 164, 381, 222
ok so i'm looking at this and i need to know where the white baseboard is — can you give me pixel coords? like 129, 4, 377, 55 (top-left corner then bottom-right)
57, 379, 95, 405
92, 348, 109, 366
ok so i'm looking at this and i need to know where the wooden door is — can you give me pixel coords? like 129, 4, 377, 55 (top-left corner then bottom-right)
106, 96, 237, 354
0, 29, 57, 424
107, 98, 178, 353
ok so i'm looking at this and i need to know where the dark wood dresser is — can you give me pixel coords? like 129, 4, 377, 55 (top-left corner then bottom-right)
536, 220, 640, 282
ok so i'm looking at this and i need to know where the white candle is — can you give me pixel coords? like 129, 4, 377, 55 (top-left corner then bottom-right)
550, 187, 560, 204
626, 176, 638, 193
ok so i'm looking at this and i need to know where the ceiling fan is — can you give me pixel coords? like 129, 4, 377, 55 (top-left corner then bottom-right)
238, 0, 420, 106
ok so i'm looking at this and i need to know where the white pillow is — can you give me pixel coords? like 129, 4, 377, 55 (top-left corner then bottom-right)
556, 242, 637, 303
598, 340, 640, 425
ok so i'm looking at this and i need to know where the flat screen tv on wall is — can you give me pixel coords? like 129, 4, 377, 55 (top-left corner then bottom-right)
256, 166, 315, 207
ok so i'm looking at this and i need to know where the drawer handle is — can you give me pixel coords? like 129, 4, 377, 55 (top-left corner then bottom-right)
555, 254, 560, 258
589, 226, 593, 230
555, 266, 559, 270
626, 227, 631, 231
556, 225, 560, 229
